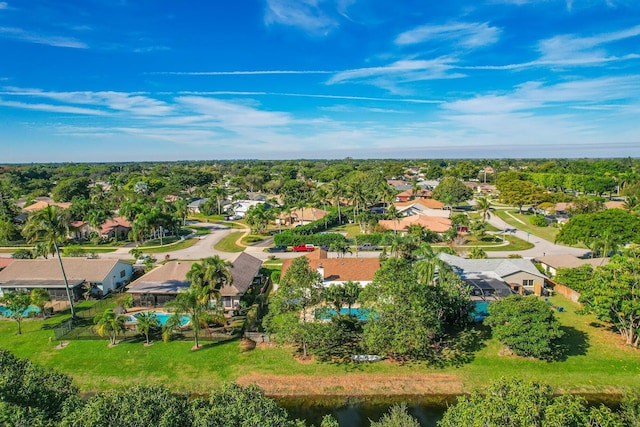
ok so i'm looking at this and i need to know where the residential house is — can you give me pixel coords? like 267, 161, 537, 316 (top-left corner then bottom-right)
394, 199, 449, 218
220, 252, 264, 311
22, 200, 72, 213
277, 207, 329, 226
231, 200, 267, 218
378, 215, 452, 234
127, 254, 263, 310
127, 261, 194, 307
187, 198, 209, 214
69, 216, 131, 240
535, 254, 609, 277
438, 253, 547, 297
281, 249, 380, 288
0, 258, 133, 300
99, 216, 131, 239
386, 179, 412, 191
395, 188, 433, 202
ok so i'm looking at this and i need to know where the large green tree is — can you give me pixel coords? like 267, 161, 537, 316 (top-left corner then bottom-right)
22, 205, 76, 317
485, 295, 563, 360
555, 209, 640, 254
263, 256, 323, 357
438, 378, 629, 427
359, 258, 471, 361
580, 255, 640, 347
432, 176, 473, 208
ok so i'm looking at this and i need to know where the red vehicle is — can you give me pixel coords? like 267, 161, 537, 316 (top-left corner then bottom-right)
292, 244, 315, 252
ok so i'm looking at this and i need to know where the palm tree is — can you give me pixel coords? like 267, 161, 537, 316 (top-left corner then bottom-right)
162, 314, 182, 343
385, 205, 402, 235
476, 197, 492, 222
343, 281, 361, 313
94, 309, 126, 346
187, 256, 233, 309
326, 181, 345, 224
136, 312, 160, 345
329, 240, 352, 258
30, 288, 51, 318
468, 247, 488, 259
210, 186, 228, 215
22, 206, 76, 317
174, 198, 188, 226
166, 287, 205, 350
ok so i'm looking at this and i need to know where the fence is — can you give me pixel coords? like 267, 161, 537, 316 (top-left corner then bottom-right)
546, 278, 582, 304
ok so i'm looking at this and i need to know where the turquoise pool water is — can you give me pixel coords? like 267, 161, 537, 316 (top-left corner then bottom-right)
315, 307, 374, 321
472, 301, 490, 321
0, 306, 41, 317
131, 311, 190, 327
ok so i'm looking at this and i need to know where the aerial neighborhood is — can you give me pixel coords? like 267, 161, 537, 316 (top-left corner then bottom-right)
1, 158, 639, 426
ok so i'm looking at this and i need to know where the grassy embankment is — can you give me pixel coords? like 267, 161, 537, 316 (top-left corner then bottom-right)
1, 294, 637, 396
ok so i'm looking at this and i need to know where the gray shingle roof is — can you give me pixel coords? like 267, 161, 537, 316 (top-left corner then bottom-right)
438, 253, 546, 280
0, 258, 130, 283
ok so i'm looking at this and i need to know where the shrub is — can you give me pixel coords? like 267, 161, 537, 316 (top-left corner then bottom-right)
530, 214, 548, 227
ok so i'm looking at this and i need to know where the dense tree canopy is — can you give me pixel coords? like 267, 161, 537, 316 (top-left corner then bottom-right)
485, 295, 563, 360
438, 377, 638, 427
432, 176, 473, 207
580, 255, 640, 347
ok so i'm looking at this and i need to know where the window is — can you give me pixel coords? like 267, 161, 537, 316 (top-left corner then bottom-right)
523, 279, 534, 287
120, 270, 126, 278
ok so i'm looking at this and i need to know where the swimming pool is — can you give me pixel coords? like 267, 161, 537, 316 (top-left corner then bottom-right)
472, 301, 490, 321
0, 306, 41, 317
129, 311, 190, 327
315, 307, 374, 321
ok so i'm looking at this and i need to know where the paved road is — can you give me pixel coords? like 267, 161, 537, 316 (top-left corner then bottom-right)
0, 215, 588, 263
486, 213, 588, 259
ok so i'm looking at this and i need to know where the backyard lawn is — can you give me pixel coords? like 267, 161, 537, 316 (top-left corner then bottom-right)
493, 209, 561, 242
1, 294, 638, 395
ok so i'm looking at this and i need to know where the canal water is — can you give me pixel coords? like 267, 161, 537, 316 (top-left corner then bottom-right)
278, 395, 452, 427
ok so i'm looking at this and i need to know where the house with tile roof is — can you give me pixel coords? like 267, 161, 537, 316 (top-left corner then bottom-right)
70, 216, 131, 240
22, 200, 72, 212
127, 253, 263, 310
277, 207, 329, 226
378, 215, 453, 233
393, 199, 449, 218
0, 258, 133, 300
438, 253, 547, 297
281, 250, 380, 288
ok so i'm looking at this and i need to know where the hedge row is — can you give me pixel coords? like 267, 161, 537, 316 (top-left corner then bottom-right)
274, 232, 347, 246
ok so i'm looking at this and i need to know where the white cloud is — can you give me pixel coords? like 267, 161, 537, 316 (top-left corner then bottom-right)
327, 57, 464, 91
396, 22, 501, 49
0, 2, 7, 10
152, 70, 335, 76
264, 0, 339, 35
176, 96, 292, 127
0, 99, 107, 115
0, 26, 87, 48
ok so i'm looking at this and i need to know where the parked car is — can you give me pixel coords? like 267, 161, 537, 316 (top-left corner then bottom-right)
267, 245, 288, 253
357, 242, 378, 251
292, 244, 315, 252
225, 214, 242, 221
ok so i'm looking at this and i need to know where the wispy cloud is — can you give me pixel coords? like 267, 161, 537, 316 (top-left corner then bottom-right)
0, 2, 8, 10
0, 99, 107, 115
0, 88, 172, 116
176, 96, 292, 127
0, 26, 87, 48
463, 24, 640, 70
264, 0, 339, 35
327, 58, 464, 91
396, 22, 501, 49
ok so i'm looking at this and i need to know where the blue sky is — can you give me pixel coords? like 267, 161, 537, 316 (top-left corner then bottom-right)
1, 0, 639, 162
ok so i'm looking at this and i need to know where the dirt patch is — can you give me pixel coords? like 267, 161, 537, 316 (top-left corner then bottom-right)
236, 373, 464, 397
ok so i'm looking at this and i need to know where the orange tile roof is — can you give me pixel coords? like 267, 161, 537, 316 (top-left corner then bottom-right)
395, 189, 433, 199
23, 201, 72, 212
281, 252, 380, 283
99, 216, 131, 235
379, 215, 452, 233
394, 198, 444, 209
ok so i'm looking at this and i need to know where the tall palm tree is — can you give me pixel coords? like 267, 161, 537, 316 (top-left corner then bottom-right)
476, 197, 492, 222
94, 308, 126, 346
326, 181, 345, 224
187, 256, 233, 309
22, 206, 76, 317
210, 186, 228, 215
136, 312, 160, 345
166, 287, 205, 350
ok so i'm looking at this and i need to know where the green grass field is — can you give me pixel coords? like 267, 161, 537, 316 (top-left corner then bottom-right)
214, 231, 245, 252
142, 237, 199, 253
493, 209, 562, 243
1, 294, 638, 395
